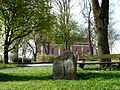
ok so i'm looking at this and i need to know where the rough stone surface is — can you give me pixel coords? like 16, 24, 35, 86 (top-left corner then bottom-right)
53, 50, 77, 80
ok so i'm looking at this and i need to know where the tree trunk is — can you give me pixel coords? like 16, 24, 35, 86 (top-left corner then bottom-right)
88, 17, 93, 55
65, 42, 70, 51
92, 0, 111, 67
65, 35, 70, 51
4, 45, 9, 64
33, 53, 37, 62
43, 43, 50, 55
11, 45, 19, 62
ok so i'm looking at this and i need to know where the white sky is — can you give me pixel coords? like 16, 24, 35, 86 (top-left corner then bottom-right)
108, 0, 120, 54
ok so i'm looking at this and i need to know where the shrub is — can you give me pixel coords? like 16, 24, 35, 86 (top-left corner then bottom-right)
37, 54, 55, 63
12, 58, 32, 64
23, 58, 32, 64
0, 55, 3, 63
12, 58, 22, 64
0, 59, 3, 63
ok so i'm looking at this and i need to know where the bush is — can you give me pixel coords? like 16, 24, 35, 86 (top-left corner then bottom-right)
23, 58, 32, 64
0, 59, 3, 63
37, 55, 55, 63
12, 58, 32, 64
0, 55, 3, 63
12, 58, 22, 64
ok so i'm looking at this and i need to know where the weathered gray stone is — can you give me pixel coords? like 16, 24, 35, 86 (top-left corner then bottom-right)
53, 50, 77, 80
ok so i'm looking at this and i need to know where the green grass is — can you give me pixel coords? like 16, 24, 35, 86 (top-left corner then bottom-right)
0, 63, 24, 68
0, 66, 120, 89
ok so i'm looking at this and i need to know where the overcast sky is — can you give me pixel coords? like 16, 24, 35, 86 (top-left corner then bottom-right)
108, 0, 120, 54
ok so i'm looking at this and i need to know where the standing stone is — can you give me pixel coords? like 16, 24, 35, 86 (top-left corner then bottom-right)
53, 50, 77, 80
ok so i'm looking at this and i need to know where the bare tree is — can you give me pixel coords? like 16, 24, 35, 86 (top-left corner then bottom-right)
108, 23, 120, 53
79, 0, 95, 55
53, 0, 72, 50
108, 3, 120, 53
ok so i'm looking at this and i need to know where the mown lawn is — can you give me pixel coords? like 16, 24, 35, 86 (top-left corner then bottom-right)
0, 63, 24, 69
0, 66, 120, 90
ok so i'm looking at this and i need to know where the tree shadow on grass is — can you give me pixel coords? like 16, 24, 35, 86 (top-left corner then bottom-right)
77, 71, 120, 80
0, 73, 52, 82
83, 65, 120, 71
1, 72, 120, 82
1, 66, 120, 82
76, 66, 120, 80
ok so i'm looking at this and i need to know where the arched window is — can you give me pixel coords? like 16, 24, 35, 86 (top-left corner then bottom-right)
51, 48, 54, 55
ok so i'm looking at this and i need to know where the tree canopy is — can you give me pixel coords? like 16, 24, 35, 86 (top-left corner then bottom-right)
0, 0, 54, 63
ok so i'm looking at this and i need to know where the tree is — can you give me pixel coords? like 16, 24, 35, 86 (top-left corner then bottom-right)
92, 0, 111, 65
25, 1, 55, 61
0, 0, 33, 63
0, 0, 53, 63
26, 30, 53, 62
53, 0, 71, 50
19, 0, 55, 62
53, 0, 83, 50
79, 0, 119, 55
80, 0, 94, 55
